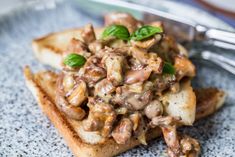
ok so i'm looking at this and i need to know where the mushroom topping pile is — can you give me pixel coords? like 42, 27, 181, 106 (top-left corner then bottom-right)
56, 13, 199, 157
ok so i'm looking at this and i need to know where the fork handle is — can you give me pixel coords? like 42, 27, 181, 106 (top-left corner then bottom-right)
206, 28, 235, 45
196, 25, 235, 50
200, 51, 235, 75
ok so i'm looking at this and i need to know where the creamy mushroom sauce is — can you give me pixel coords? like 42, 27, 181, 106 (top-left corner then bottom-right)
55, 13, 199, 157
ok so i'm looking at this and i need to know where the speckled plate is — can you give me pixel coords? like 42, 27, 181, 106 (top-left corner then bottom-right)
0, 0, 235, 157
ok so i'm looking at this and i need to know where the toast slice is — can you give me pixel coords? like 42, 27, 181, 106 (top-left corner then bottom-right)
195, 88, 226, 120
24, 66, 161, 157
24, 66, 226, 157
32, 28, 103, 69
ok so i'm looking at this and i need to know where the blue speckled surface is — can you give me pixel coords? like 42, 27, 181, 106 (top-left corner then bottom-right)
0, 1, 235, 157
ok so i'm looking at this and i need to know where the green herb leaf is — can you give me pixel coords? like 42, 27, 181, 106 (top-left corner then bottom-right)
131, 25, 163, 41
102, 25, 130, 40
64, 53, 86, 68
163, 62, 175, 74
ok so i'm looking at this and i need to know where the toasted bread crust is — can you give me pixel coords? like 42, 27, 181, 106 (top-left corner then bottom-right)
195, 88, 226, 120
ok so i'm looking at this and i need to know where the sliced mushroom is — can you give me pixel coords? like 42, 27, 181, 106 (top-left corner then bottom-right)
179, 135, 200, 157
174, 55, 196, 80
150, 35, 179, 62
62, 74, 75, 94
88, 37, 116, 54
131, 34, 162, 49
144, 100, 163, 119
150, 116, 178, 128
125, 67, 152, 84
67, 80, 88, 106
170, 82, 180, 93
124, 82, 144, 93
161, 125, 181, 157
131, 46, 149, 64
55, 74, 86, 120
133, 115, 147, 145
56, 91, 86, 120
129, 112, 141, 131
111, 86, 132, 106
150, 116, 181, 156
65, 38, 90, 58
104, 12, 142, 33
122, 81, 152, 94
112, 82, 153, 109
94, 79, 116, 99
88, 40, 104, 54
129, 57, 144, 71
95, 46, 115, 59
131, 47, 163, 73
102, 53, 125, 85
112, 118, 133, 144
81, 24, 96, 44
115, 107, 128, 115
147, 52, 163, 73
131, 37, 156, 49
151, 73, 176, 93
143, 81, 154, 91
83, 99, 116, 137
113, 46, 132, 56
126, 90, 152, 110
79, 56, 106, 87
149, 116, 200, 157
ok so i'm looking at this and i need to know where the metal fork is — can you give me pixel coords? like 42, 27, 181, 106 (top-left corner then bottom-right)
75, 0, 235, 75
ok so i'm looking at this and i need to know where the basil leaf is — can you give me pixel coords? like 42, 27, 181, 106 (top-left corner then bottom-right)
131, 25, 163, 41
102, 25, 130, 40
163, 62, 175, 74
64, 53, 86, 68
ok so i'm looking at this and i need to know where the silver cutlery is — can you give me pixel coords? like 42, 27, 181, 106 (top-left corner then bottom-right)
75, 0, 235, 75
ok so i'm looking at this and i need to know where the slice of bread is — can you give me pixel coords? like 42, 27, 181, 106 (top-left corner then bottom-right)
32, 28, 103, 69
194, 88, 226, 120
24, 66, 225, 157
24, 66, 161, 157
